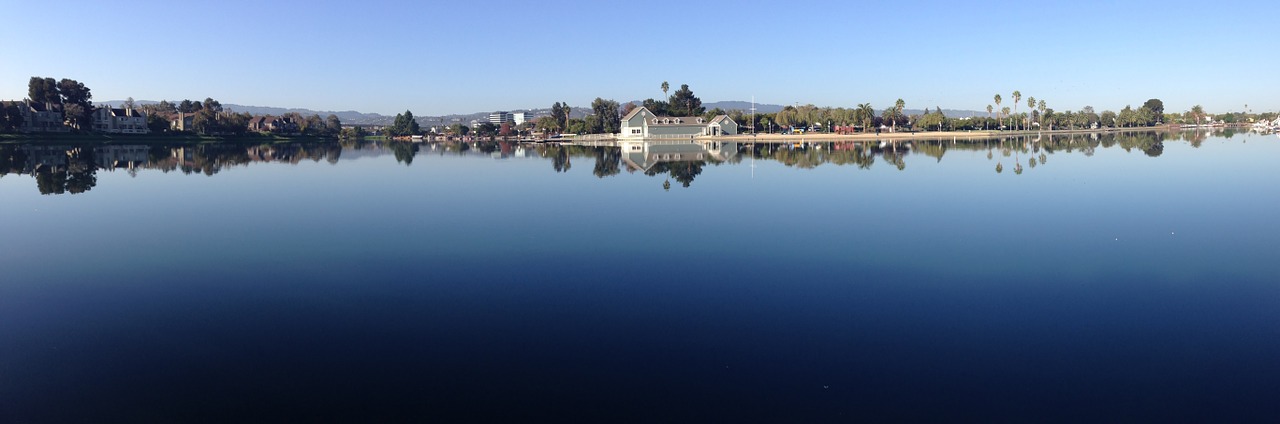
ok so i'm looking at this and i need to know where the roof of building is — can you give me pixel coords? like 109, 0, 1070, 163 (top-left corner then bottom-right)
623, 106, 737, 127
110, 108, 143, 117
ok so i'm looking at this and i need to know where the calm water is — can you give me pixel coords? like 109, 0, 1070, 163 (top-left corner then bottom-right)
2, 130, 1278, 422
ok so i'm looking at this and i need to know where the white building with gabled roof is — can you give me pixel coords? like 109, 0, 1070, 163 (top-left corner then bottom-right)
619, 106, 737, 139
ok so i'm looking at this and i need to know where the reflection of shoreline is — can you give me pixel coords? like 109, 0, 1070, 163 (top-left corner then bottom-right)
0, 130, 1247, 195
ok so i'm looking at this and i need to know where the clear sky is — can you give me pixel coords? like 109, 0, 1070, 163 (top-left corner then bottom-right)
1, 0, 1274, 116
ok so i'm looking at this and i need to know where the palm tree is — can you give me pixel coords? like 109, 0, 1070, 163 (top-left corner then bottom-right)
855, 103, 874, 132
1191, 105, 1205, 126
986, 105, 993, 130
894, 98, 905, 132
1011, 91, 1022, 131
1038, 100, 1047, 131
1027, 96, 1036, 130
661, 81, 669, 99
993, 94, 1003, 130
1002, 106, 1011, 131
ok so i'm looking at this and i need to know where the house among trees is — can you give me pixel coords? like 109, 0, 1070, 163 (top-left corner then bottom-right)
13, 100, 70, 133
171, 112, 196, 132
247, 116, 299, 134
92, 105, 148, 134
619, 106, 737, 139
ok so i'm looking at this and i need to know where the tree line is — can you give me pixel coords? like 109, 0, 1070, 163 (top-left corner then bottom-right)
2, 76, 343, 137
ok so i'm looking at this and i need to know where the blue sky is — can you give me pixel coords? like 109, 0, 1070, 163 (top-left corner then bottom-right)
1, 0, 1274, 116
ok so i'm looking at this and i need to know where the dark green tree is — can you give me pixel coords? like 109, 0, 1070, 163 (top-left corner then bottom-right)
390, 110, 420, 136
641, 99, 670, 116
178, 99, 200, 113
475, 122, 498, 137
1142, 99, 1164, 124
325, 114, 342, 136
667, 84, 704, 116
28, 77, 60, 106
590, 97, 621, 134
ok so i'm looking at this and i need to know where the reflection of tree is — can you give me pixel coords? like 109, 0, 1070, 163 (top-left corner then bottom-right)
476, 140, 499, 154
388, 141, 418, 165
1143, 142, 1164, 157
34, 165, 68, 195
643, 161, 705, 188
592, 147, 620, 178
65, 148, 97, 194
0, 145, 27, 177
670, 161, 703, 187
552, 147, 571, 173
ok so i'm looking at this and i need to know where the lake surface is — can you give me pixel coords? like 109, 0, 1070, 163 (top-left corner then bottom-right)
2, 130, 1278, 422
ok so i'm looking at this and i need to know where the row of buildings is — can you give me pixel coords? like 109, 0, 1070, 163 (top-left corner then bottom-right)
4, 99, 148, 134
4, 99, 309, 135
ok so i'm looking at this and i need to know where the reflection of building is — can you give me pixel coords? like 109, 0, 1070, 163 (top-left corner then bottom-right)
618, 140, 737, 172
620, 106, 738, 139
94, 145, 150, 170
20, 145, 69, 172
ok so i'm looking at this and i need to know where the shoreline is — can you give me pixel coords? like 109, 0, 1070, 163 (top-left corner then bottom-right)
705, 125, 1246, 143
0, 132, 338, 145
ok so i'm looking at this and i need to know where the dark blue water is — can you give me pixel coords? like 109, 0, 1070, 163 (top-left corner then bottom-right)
2, 132, 1278, 422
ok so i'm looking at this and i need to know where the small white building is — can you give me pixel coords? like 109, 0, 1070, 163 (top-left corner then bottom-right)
619, 106, 737, 139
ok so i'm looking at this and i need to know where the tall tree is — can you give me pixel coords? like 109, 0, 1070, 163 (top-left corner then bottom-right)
993, 94, 1002, 129
390, 110, 419, 136
28, 77, 60, 106
1190, 105, 1205, 126
325, 114, 342, 135
58, 79, 93, 130
894, 98, 905, 132
1011, 91, 1021, 130
202, 97, 222, 112
590, 97, 621, 134
661, 81, 669, 99
1037, 100, 1047, 130
535, 116, 560, 136
856, 103, 875, 131
1027, 96, 1036, 129
1142, 99, 1164, 124
668, 84, 703, 117
986, 105, 993, 130
551, 102, 564, 130
178, 99, 200, 113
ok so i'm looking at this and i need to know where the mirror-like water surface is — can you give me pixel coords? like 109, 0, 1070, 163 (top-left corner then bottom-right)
2, 130, 1278, 422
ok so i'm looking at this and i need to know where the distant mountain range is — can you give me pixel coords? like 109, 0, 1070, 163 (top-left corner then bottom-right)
100, 100, 987, 126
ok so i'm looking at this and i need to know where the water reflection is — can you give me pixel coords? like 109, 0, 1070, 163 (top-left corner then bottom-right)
0, 129, 1251, 194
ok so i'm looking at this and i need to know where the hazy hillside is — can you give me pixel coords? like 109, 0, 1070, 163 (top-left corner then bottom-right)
101, 100, 987, 127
